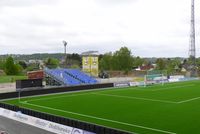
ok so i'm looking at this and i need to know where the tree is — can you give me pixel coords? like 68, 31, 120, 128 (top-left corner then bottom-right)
4, 57, 19, 75
112, 47, 133, 72
133, 56, 145, 68
0, 59, 5, 70
64, 53, 82, 68
195, 58, 200, 75
99, 47, 135, 73
99, 52, 113, 71
18, 61, 27, 69
26, 63, 40, 71
166, 58, 182, 75
15, 63, 23, 75
155, 58, 166, 70
45, 58, 59, 69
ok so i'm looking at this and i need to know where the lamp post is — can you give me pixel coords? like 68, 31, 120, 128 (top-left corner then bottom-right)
63, 41, 67, 67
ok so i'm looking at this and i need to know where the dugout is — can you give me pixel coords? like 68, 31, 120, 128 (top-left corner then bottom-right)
16, 78, 43, 89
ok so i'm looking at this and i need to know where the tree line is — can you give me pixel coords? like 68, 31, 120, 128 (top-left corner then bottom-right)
0, 53, 81, 75
99, 47, 146, 73
1, 47, 200, 76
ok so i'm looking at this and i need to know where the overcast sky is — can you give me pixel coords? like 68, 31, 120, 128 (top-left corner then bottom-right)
0, 0, 200, 57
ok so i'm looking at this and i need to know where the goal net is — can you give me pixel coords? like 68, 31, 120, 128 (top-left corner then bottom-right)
144, 70, 167, 87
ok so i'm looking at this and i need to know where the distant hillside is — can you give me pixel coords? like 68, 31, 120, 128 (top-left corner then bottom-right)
144, 57, 186, 64
0, 53, 81, 62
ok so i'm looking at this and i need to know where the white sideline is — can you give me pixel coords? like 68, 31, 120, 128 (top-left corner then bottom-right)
20, 102, 176, 134
92, 93, 178, 104
99, 83, 195, 93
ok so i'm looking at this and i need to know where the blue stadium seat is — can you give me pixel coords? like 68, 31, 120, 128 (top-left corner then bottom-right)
45, 68, 98, 86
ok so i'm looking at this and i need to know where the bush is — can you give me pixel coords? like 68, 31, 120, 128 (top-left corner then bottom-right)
4, 57, 22, 75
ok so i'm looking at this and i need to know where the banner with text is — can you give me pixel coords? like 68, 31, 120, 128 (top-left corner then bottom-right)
0, 108, 95, 134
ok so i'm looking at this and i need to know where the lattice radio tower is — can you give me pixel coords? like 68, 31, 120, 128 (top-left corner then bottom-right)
188, 0, 197, 76
189, 0, 195, 61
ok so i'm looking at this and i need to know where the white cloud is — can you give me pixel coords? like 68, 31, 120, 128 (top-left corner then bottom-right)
0, 0, 199, 57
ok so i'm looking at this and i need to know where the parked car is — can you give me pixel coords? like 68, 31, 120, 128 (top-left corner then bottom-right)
99, 71, 109, 79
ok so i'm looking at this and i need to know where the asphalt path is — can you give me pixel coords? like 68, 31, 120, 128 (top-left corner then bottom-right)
0, 116, 54, 134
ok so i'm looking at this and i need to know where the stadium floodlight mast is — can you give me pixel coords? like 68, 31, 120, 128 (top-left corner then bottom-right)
63, 40, 68, 66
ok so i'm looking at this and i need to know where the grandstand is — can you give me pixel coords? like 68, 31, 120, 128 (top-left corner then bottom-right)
45, 68, 98, 86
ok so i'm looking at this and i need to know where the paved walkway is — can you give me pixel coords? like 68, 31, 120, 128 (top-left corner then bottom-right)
0, 116, 54, 134
0, 83, 16, 93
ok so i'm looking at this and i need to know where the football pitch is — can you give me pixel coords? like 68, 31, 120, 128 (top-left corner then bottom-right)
2, 80, 200, 134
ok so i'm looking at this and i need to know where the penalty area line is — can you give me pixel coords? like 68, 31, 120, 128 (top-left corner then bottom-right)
20, 102, 176, 134
178, 96, 200, 104
26, 92, 90, 103
91, 93, 178, 104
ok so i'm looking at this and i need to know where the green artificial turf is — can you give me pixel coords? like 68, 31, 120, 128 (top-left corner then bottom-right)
2, 80, 200, 134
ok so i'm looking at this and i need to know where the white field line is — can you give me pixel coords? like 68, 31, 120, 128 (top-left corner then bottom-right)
26, 92, 90, 103
20, 103, 136, 134
177, 96, 200, 104
151, 84, 195, 91
21, 87, 177, 104
91, 93, 178, 104
96, 85, 162, 93
93, 87, 142, 94
2, 86, 118, 101
21, 102, 176, 134
20, 84, 199, 105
